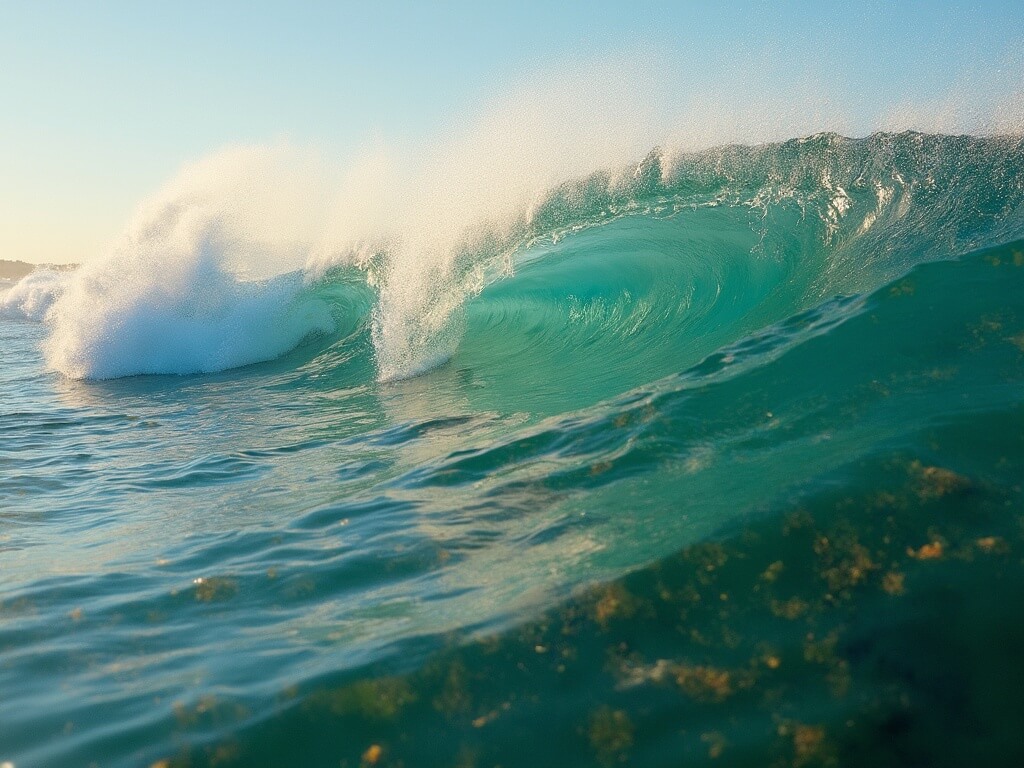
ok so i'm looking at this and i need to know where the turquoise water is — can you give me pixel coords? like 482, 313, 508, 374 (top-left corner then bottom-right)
2, 132, 1024, 767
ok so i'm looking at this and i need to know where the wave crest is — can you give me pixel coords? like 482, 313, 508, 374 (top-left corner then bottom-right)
34, 129, 1024, 382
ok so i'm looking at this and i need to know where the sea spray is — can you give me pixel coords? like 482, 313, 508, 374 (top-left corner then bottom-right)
0, 268, 71, 321
42, 146, 338, 379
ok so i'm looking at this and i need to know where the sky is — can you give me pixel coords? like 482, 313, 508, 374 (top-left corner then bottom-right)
1, 1, 1023, 265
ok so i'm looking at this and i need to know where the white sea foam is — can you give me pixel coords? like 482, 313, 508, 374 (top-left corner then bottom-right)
1, 269, 70, 322
44, 146, 337, 379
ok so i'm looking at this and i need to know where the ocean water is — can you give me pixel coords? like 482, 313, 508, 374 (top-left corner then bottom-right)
2, 131, 1024, 767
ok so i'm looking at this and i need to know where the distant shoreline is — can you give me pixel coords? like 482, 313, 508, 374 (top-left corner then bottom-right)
0, 259, 78, 281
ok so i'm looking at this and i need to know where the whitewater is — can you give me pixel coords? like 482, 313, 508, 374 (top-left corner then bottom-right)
3, 69, 1024, 766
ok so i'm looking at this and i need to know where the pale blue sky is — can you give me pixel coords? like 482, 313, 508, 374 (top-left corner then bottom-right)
2, 1, 1022, 264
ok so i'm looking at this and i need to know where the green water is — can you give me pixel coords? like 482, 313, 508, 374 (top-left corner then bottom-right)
1, 132, 1022, 767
